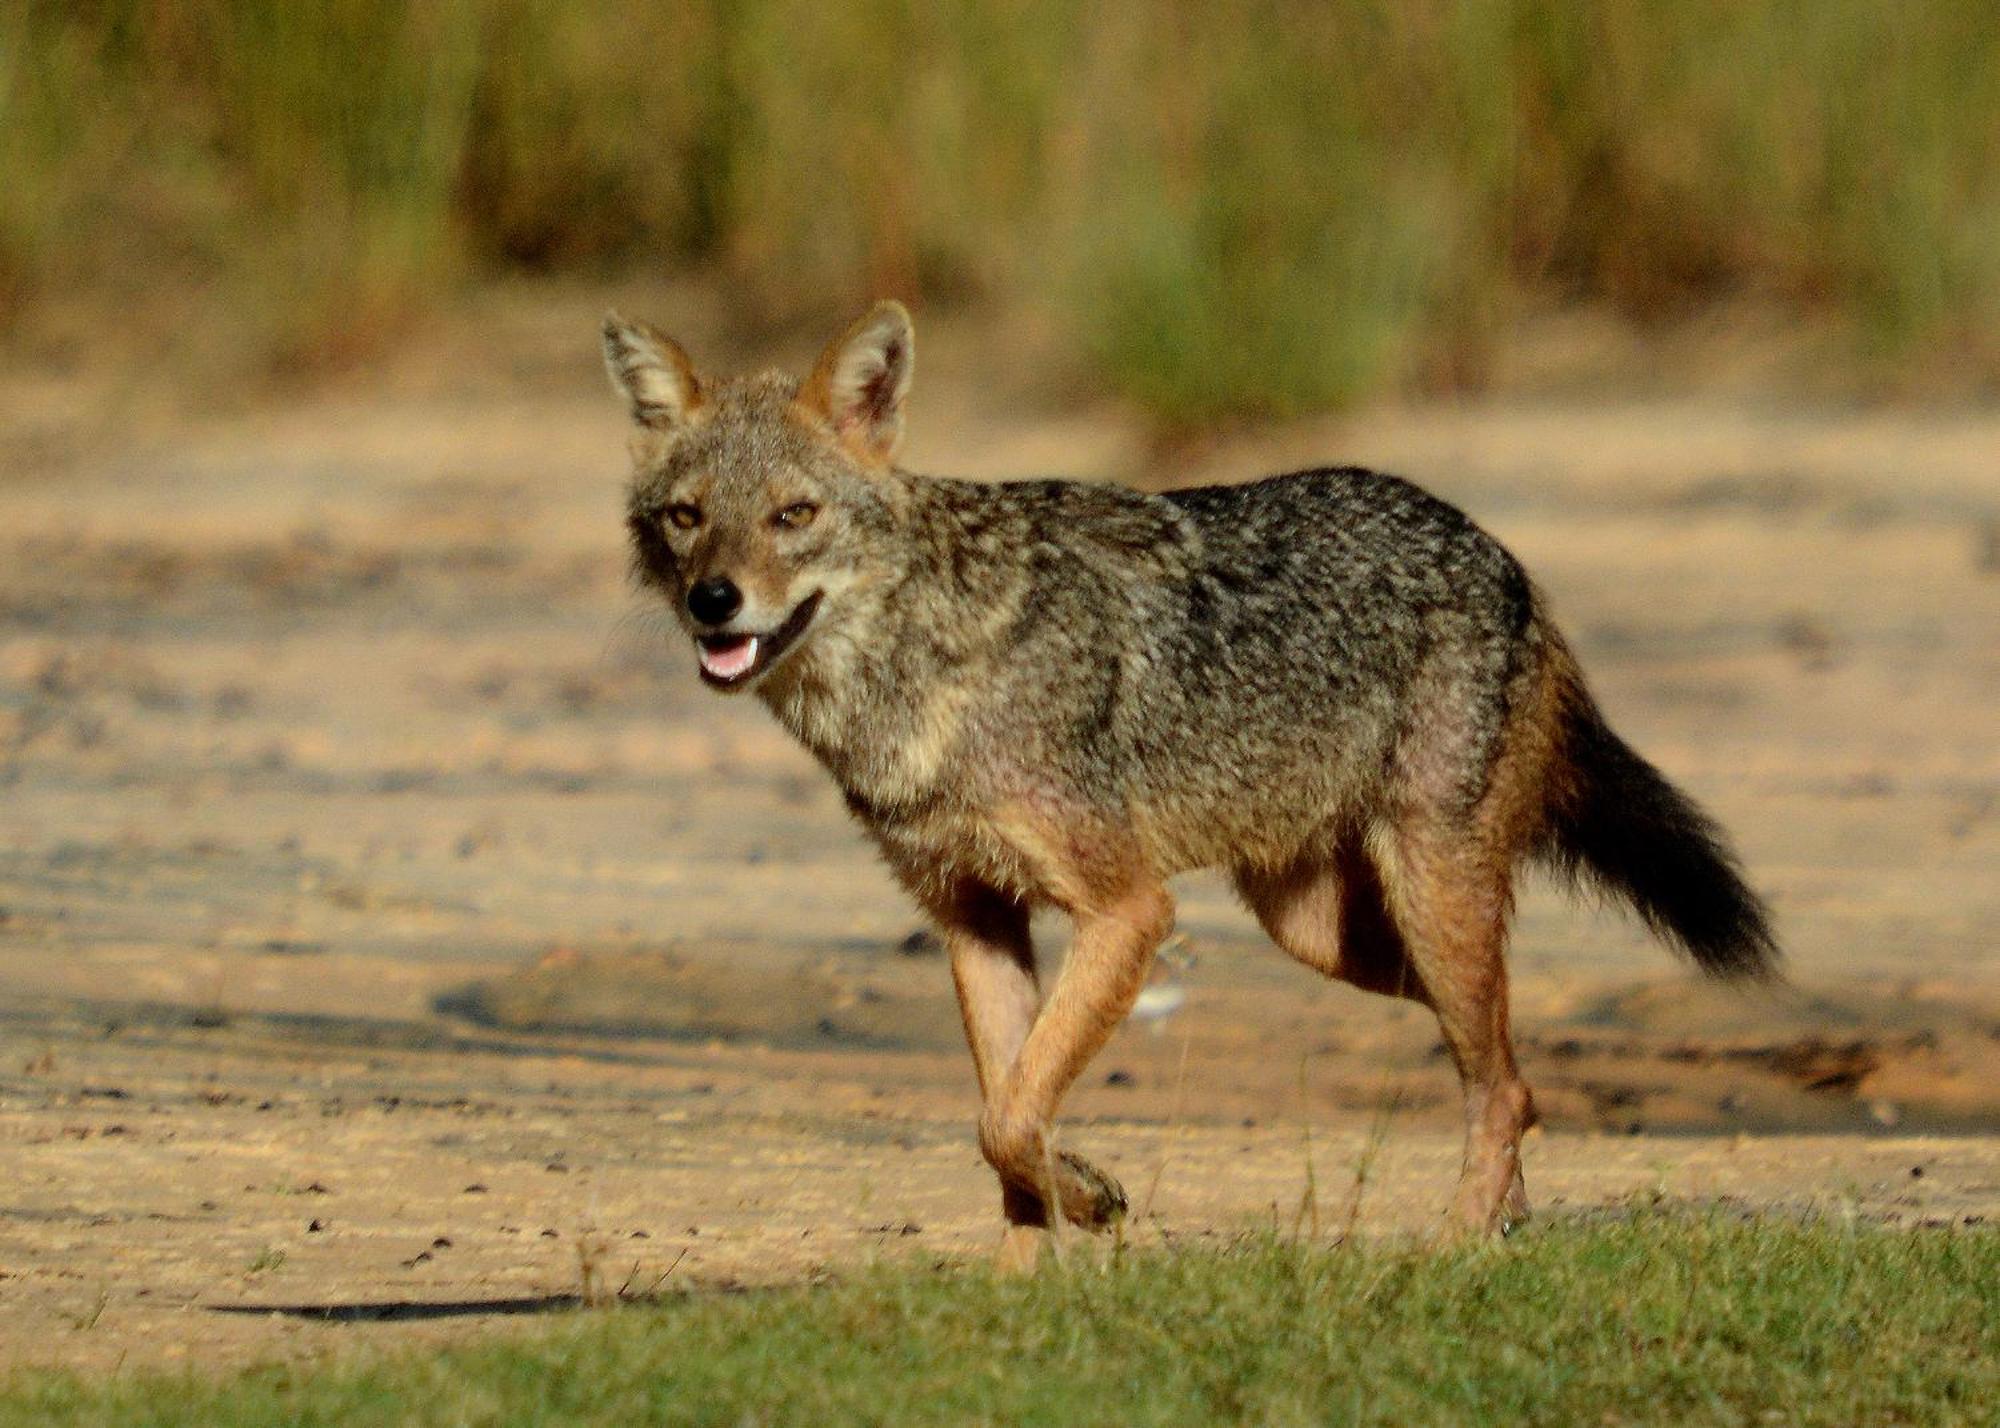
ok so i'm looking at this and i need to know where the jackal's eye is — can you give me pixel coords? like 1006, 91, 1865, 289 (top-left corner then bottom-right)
774, 501, 818, 530
665, 503, 703, 531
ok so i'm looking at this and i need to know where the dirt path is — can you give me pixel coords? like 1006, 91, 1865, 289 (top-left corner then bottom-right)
1, 298, 1995, 1373
3, 996, 1996, 1377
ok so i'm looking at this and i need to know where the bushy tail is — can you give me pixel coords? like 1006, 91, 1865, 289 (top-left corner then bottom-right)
1537, 650, 1780, 981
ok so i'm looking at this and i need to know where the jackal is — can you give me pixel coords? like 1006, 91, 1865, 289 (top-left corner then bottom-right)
603, 302, 1777, 1266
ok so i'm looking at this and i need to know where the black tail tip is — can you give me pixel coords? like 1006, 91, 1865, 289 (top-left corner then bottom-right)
1611, 835, 1782, 984
1647, 849, 1781, 983
1687, 916, 1783, 983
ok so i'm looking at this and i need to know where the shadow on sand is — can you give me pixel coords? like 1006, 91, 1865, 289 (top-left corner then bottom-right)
208, 1295, 584, 1323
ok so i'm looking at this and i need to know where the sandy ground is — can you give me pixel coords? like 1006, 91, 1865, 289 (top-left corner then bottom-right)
0, 295, 1996, 1374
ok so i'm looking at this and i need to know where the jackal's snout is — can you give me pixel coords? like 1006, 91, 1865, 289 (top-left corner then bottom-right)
685, 576, 742, 627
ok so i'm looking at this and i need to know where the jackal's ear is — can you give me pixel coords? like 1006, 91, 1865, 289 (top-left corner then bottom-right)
796, 301, 914, 467
602, 314, 704, 431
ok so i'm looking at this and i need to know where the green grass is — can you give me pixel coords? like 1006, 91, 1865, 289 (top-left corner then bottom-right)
4, 2, 1999, 415
7, 1209, 1995, 1425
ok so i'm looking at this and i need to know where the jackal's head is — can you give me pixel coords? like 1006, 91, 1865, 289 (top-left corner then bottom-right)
604, 302, 914, 692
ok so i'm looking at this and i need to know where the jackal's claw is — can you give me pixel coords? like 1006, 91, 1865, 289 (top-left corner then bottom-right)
1058, 1151, 1127, 1230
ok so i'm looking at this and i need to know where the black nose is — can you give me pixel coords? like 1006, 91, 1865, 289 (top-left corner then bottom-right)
686, 577, 742, 626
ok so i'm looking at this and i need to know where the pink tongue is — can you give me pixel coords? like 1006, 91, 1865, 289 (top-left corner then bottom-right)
700, 636, 759, 680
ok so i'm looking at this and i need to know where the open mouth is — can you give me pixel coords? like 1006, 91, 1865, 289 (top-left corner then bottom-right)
695, 591, 823, 688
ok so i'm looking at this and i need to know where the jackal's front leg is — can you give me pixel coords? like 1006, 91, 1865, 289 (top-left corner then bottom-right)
975, 882, 1173, 1267
938, 882, 1046, 1259
942, 883, 1041, 1104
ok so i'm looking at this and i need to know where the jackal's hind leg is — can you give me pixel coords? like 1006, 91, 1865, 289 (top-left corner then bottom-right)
1376, 829, 1536, 1236
1239, 849, 1533, 1230
1235, 845, 1428, 1003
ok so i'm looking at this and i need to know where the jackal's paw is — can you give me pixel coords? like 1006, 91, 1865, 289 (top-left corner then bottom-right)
1500, 1170, 1531, 1236
1442, 1181, 1527, 1242
993, 1225, 1048, 1276
1057, 1151, 1127, 1230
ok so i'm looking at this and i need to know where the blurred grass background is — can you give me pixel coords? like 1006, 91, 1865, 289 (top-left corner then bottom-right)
3, 0, 1997, 423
